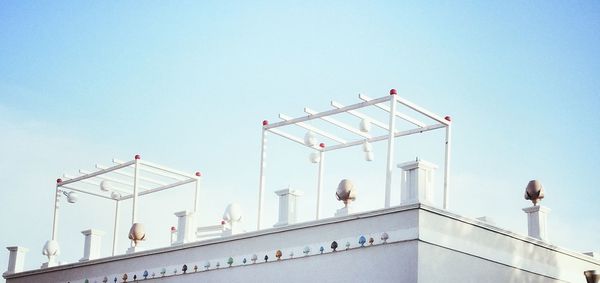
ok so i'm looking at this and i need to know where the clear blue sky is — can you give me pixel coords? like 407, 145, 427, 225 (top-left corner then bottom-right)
1, 1, 598, 276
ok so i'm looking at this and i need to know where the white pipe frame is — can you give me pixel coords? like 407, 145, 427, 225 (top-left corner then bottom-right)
259, 92, 453, 225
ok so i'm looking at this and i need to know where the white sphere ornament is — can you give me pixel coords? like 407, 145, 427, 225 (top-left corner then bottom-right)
223, 203, 243, 223
110, 191, 121, 200
303, 131, 317, 146
365, 151, 374, 162
66, 191, 78, 203
100, 180, 111, 191
128, 223, 146, 246
42, 240, 60, 257
336, 179, 357, 206
359, 118, 371, 133
309, 152, 320, 163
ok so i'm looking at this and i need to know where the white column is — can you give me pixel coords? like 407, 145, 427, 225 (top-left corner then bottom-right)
4, 246, 28, 275
257, 128, 267, 230
193, 176, 201, 213
443, 124, 452, 209
79, 229, 105, 262
173, 211, 196, 245
522, 205, 551, 241
274, 188, 304, 227
111, 200, 120, 256
131, 157, 140, 225
384, 95, 397, 208
397, 159, 438, 205
316, 151, 325, 220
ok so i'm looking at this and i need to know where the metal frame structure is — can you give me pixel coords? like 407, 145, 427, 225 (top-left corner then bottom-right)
51, 155, 201, 256
257, 90, 452, 229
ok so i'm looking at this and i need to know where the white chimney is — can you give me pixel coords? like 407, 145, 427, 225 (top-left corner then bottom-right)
79, 229, 105, 262
397, 159, 438, 205
522, 205, 550, 241
4, 246, 28, 275
173, 211, 196, 245
274, 188, 303, 227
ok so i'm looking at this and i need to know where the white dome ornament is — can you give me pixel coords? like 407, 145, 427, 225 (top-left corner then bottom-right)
335, 179, 357, 217
303, 131, 317, 147
309, 152, 321, 163
222, 203, 244, 236
100, 180, 112, 192
42, 240, 60, 267
110, 191, 121, 200
359, 118, 371, 133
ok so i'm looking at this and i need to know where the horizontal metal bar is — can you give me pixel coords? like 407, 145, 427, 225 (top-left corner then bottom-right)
323, 124, 446, 151
61, 185, 115, 201
196, 224, 223, 233
79, 169, 152, 191
395, 96, 450, 126
63, 174, 131, 194
330, 100, 389, 131
268, 128, 321, 150
304, 108, 371, 138
279, 113, 347, 144
265, 95, 392, 129
119, 179, 196, 200
96, 164, 168, 186
57, 160, 135, 186
112, 159, 197, 181
359, 94, 427, 127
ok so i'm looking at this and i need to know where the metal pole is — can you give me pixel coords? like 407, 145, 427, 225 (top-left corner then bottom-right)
257, 128, 267, 230
193, 178, 201, 213
112, 200, 120, 256
316, 151, 325, 219
131, 157, 140, 225
51, 185, 60, 240
443, 124, 452, 209
384, 95, 397, 208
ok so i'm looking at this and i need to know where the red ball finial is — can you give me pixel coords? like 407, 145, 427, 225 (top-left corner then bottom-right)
56, 178, 62, 184
262, 120, 269, 126
134, 154, 141, 160
444, 116, 452, 122
221, 220, 226, 225
170, 226, 177, 232
319, 143, 325, 148
389, 89, 397, 95
195, 171, 201, 177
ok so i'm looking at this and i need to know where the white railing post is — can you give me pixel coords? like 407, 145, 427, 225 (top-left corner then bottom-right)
111, 200, 120, 256
79, 229, 105, 262
443, 117, 452, 209
4, 246, 29, 275
316, 149, 325, 219
257, 122, 268, 230
384, 92, 397, 208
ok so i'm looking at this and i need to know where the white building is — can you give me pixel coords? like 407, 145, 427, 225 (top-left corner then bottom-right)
4, 92, 599, 282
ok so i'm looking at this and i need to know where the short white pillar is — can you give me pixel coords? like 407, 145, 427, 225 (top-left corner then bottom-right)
79, 229, 105, 262
397, 159, 438, 205
522, 205, 551, 241
173, 211, 196, 245
4, 246, 28, 275
273, 188, 303, 227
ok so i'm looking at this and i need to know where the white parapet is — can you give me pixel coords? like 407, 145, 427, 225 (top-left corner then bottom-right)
397, 159, 438, 206
172, 211, 197, 245
4, 246, 29, 275
522, 205, 551, 241
79, 229, 105, 262
274, 188, 303, 227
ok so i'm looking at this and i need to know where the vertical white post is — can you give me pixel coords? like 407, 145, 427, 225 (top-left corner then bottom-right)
193, 177, 201, 213
443, 124, 452, 209
51, 185, 60, 240
111, 200, 120, 256
79, 229, 105, 262
522, 205, 551, 241
5, 246, 29, 274
384, 95, 397, 208
316, 151, 325, 219
257, 127, 267, 230
130, 156, 140, 248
